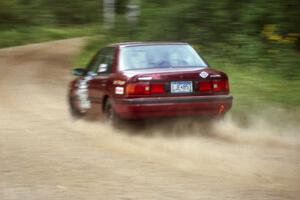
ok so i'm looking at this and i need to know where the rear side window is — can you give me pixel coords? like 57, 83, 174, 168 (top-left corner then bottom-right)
87, 47, 115, 73
119, 44, 207, 71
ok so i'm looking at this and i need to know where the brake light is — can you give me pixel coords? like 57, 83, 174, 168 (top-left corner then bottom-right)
198, 81, 212, 92
212, 79, 229, 92
126, 82, 165, 95
151, 83, 165, 94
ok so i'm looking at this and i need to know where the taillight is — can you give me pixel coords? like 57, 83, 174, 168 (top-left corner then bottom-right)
198, 79, 229, 93
198, 81, 212, 92
126, 82, 165, 95
212, 79, 229, 92
126, 82, 150, 95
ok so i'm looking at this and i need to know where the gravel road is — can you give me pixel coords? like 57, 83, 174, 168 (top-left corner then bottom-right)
0, 38, 299, 200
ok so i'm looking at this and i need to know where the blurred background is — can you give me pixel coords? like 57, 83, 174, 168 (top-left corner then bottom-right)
0, 0, 299, 113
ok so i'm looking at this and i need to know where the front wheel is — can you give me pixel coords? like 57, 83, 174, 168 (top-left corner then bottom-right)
68, 96, 85, 118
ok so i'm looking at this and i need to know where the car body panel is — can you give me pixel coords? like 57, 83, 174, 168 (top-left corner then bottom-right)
114, 95, 232, 119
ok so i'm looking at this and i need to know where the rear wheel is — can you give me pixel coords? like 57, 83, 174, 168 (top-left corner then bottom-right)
103, 98, 120, 125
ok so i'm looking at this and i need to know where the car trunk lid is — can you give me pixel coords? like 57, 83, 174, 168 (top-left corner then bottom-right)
123, 67, 229, 97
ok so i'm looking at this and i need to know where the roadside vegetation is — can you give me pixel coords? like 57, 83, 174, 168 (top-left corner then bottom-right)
0, 25, 100, 48
0, 0, 102, 48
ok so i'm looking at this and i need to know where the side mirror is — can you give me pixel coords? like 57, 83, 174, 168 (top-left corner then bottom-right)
97, 64, 108, 73
72, 68, 86, 76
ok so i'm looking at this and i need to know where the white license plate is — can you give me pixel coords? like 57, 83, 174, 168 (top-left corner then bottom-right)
171, 81, 193, 93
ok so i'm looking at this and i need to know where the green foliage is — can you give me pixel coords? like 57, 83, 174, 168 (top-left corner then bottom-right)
0, 0, 102, 25
205, 54, 300, 113
0, 24, 101, 48
0, 0, 25, 24
48, 0, 101, 24
0, 0, 103, 47
115, 0, 129, 14
136, 0, 300, 45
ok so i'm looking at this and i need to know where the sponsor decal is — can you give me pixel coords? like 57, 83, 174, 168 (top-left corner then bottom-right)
113, 80, 126, 85
115, 86, 124, 95
76, 78, 91, 109
210, 74, 221, 78
199, 71, 209, 78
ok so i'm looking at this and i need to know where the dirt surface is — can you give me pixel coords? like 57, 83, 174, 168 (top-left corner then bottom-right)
0, 38, 300, 200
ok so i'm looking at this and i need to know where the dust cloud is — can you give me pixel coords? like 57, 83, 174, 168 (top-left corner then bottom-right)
74, 108, 300, 176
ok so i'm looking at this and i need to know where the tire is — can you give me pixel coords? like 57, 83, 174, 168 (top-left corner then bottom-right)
103, 98, 120, 125
69, 96, 85, 118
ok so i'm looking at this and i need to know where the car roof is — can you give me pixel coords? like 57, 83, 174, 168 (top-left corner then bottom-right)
108, 42, 189, 48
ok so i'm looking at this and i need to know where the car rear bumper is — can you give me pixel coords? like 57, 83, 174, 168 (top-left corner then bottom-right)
114, 95, 233, 119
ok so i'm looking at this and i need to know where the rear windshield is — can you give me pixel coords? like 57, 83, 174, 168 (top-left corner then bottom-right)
119, 44, 207, 71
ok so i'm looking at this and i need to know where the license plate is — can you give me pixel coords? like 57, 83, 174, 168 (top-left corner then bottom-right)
171, 81, 193, 93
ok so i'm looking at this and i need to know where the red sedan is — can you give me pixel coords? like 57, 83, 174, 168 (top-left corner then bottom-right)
69, 42, 233, 122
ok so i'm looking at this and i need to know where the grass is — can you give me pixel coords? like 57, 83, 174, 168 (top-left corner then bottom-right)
0, 24, 102, 48
74, 36, 300, 114
205, 55, 300, 113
